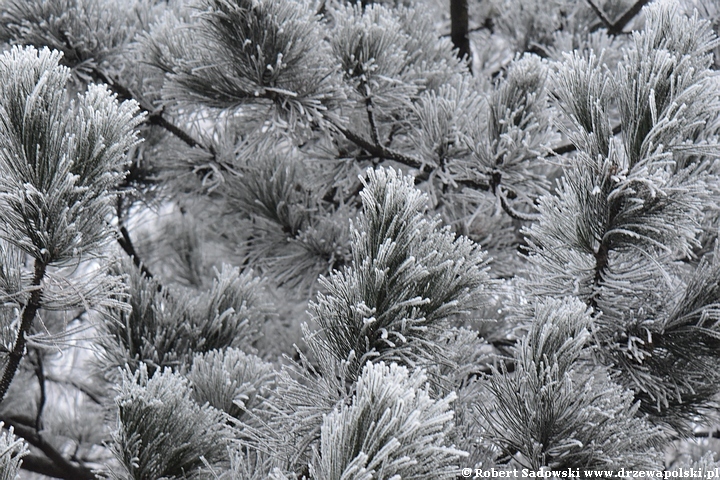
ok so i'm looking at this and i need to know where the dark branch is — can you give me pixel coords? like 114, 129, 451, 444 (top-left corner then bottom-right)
586, 0, 651, 35
361, 78, 381, 147
90, 68, 204, 151
116, 196, 161, 291
2, 416, 96, 480
32, 349, 46, 433
450, 0, 473, 70
91, 68, 230, 184
497, 186, 541, 221
608, 0, 652, 35
585, 0, 613, 30
0, 260, 46, 405
335, 124, 424, 170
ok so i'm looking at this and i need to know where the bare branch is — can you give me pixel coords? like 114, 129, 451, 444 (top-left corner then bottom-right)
0, 259, 47, 405
609, 0, 652, 34
90, 68, 205, 151
1, 416, 96, 480
116, 196, 161, 291
335, 124, 425, 170
585, 0, 614, 30
587, 0, 651, 35
497, 186, 541, 222
32, 349, 46, 433
361, 78, 381, 146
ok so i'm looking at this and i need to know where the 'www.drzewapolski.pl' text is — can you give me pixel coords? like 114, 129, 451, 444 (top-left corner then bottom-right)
462, 468, 718, 478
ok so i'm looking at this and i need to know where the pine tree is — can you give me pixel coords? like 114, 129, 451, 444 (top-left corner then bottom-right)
1, 0, 720, 478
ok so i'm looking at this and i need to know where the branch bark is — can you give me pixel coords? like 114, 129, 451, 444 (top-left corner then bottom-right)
0, 259, 47, 405
116, 196, 160, 290
608, 0, 652, 35
2, 416, 96, 480
586, 0, 652, 35
450, 0, 473, 70
90, 68, 204, 151
335, 124, 424, 170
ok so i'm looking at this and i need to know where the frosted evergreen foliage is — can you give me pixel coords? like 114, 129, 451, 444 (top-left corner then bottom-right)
329, 3, 421, 124
310, 167, 491, 380
411, 77, 484, 171
143, 0, 343, 126
473, 54, 556, 210
110, 364, 229, 480
479, 298, 664, 471
0, 423, 27, 480
0, 46, 142, 265
0, 0, 140, 74
314, 361, 465, 480
188, 347, 275, 420
229, 342, 357, 476
525, 0, 720, 429
0, 241, 27, 310
218, 149, 352, 289
1, 0, 720, 477
101, 261, 270, 374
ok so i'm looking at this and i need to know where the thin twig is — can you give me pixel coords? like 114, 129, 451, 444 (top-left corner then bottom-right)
585, 0, 613, 30
361, 77, 381, 146
497, 185, 541, 221
586, 0, 651, 35
116, 196, 161, 291
90, 68, 230, 185
90, 68, 203, 151
335, 124, 424, 169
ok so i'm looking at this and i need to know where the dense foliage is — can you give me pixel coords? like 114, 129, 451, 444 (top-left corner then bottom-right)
1, 0, 720, 478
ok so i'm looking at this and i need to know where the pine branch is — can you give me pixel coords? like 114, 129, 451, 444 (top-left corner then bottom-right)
609, 0, 652, 35
590, 240, 610, 310
90, 67, 230, 183
334, 124, 424, 169
586, 0, 652, 35
585, 0, 614, 30
0, 259, 47, 405
361, 78, 381, 146
32, 349, 46, 433
89, 67, 203, 151
450, 0, 472, 70
1, 415, 96, 480
116, 196, 159, 289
